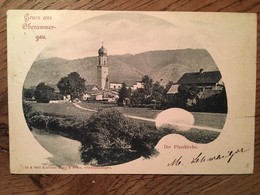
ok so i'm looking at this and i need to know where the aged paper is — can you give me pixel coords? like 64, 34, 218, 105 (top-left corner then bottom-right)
8, 10, 256, 174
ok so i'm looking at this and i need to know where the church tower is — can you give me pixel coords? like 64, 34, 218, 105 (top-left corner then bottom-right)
97, 44, 109, 90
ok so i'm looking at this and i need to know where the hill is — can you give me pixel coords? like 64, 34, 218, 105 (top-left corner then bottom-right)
24, 48, 218, 88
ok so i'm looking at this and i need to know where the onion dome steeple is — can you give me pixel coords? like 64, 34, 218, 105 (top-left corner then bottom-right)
98, 42, 107, 56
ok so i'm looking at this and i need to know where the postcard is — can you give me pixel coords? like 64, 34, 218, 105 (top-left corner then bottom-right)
7, 10, 256, 174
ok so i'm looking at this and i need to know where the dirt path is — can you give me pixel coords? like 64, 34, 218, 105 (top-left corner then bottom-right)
73, 103, 155, 122
73, 103, 222, 132
73, 103, 97, 112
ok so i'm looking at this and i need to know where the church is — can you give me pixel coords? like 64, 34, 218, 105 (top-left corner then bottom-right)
82, 44, 144, 101
82, 44, 121, 101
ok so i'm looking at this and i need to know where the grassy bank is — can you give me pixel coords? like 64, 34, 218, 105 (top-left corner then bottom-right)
78, 101, 227, 129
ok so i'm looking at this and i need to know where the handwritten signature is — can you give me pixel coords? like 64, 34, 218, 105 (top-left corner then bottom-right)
167, 148, 250, 166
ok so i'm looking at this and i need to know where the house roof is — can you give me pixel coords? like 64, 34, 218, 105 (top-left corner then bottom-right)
167, 84, 179, 94
177, 71, 221, 85
103, 90, 119, 95
110, 82, 122, 85
85, 85, 99, 91
91, 92, 103, 96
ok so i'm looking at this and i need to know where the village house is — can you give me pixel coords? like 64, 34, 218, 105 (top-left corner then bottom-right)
166, 69, 224, 105
131, 81, 143, 91
177, 69, 223, 91
109, 82, 122, 90
109, 81, 144, 91
82, 85, 99, 100
90, 91, 103, 101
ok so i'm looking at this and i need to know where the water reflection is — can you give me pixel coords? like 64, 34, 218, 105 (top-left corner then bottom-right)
32, 128, 82, 165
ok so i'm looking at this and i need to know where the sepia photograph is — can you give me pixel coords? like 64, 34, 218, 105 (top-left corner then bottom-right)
22, 12, 227, 166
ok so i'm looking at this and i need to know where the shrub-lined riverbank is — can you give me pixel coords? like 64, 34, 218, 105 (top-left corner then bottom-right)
23, 102, 171, 165
23, 102, 225, 166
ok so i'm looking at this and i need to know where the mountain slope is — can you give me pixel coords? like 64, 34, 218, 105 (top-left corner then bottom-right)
24, 49, 218, 88
115, 49, 217, 76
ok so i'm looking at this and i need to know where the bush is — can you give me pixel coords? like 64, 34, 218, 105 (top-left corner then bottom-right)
23, 101, 32, 119
25, 111, 84, 140
46, 118, 60, 132
28, 113, 47, 129
80, 108, 168, 166
196, 90, 228, 113
23, 101, 33, 129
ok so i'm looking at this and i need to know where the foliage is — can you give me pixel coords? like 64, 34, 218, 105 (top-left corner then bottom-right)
164, 81, 174, 95
164, 83, 227, 113
51, 92, 64, 100
130, 75, 166, 107
172, 128, 220, 144
22, 101, 32, 116
46, 116, 85, 140
178, 84, 198, 99
57, 72, 86, 100
117, 83, 131, 106
151, 81, 165, 101
167, 84, 200, 108
23, 102, 226, 166
196, 86, 228, 113
28, 111, 47, 129
22, 101, 33, 128
34, 82, 55, 103
80, 108, 168, 166
23, 88, 35, 100
130, 88, 146, 106
141, 75, 153, 98
25, 105, 167, 165
26, 110, 84, 141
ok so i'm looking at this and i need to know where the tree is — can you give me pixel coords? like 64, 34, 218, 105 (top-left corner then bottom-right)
178, 84, 199, 99
117, 83, 131, 106
196, 85, 227, 113
80, 108, 163, 165
80, 108, 136, 165
152, 81, 165, 102
23, 88, 35, 100
57, 72, 86, 100
175, 84, 199, 108
141, 75, 153, 98
130, 88, 146, 106
34, 82, 55, 103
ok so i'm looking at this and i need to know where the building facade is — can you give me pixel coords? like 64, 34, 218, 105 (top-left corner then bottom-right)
109, 82, 122, 90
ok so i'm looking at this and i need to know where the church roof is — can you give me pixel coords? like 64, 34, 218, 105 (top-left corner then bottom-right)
85, 85, 99, 91
177, 70, 221, 85
98, 46, 107, 55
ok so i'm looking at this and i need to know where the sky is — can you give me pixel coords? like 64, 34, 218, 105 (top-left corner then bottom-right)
37, 12, 203, 60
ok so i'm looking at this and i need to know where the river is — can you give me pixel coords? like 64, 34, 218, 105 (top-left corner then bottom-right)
32, 129, 83, 165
